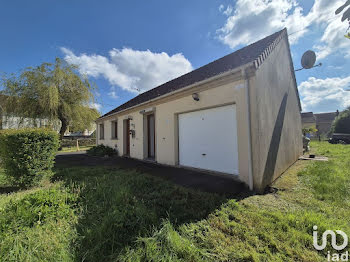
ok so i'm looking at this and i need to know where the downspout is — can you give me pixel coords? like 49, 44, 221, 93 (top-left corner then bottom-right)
242, 68, 254, 191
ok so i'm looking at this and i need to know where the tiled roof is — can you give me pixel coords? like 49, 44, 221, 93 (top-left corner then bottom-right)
100, 28, 287, 119
315, 112, 338, 123
301, 112, 316, 123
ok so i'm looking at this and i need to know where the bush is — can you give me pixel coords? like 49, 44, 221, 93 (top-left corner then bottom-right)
87, 144, 117, 157
0, 129, 59, 187
331, 107, 350, 134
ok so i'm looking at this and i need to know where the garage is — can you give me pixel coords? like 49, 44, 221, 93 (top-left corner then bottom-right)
178, 104, 239, 175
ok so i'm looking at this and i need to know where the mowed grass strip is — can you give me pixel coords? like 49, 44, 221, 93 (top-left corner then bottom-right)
0, 141, 349, 261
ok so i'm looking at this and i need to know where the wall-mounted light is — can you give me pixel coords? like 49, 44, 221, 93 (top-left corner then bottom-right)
192, 93, 199, 101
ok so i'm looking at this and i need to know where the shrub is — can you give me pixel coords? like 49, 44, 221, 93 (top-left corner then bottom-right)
331, 107, 350, 134
0, 128, 59, 187
87, 144, 117, 157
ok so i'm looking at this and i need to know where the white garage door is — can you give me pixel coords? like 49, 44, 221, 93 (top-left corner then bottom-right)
178, 104, 239, 175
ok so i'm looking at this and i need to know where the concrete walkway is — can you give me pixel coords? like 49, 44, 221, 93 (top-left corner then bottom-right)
55, 154, 250, 196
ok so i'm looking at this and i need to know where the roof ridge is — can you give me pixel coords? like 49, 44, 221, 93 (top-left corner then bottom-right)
253, 28, 287, 69
100, 29, 286, 119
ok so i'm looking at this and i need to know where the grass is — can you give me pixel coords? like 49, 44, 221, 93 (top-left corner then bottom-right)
60, 146, 93, 153
0, 141, 349, 261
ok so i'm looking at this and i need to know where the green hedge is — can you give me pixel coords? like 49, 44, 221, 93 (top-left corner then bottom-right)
0, 129, 59, 187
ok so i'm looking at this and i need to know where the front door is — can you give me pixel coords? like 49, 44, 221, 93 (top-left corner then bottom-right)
147, 114, 155, 159
125, 119, 130, 156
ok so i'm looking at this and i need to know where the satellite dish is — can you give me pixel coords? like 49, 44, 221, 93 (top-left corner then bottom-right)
301, 50, 316, 69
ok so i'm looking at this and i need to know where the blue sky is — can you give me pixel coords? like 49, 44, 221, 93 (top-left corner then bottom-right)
1, 0, 349, 114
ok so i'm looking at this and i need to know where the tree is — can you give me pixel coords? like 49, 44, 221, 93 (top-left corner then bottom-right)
1, 58, 100, 140
302, 126, 317, 136
336, 1, 350, 39
331, 107, 350, 134
336, 1, 350, 22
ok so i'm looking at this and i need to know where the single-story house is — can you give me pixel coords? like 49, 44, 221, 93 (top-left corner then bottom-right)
96, 28, 303, 192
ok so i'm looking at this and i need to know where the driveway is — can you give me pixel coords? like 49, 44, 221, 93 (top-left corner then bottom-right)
55, 153, 250, 197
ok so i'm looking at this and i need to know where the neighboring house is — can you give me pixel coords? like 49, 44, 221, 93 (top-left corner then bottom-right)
64, 126, 96, 137
95, 29, 303, 193
315, 111, 339, 137
0, 115, 95, 136
301, 112, 316, 137
0, 94, 60, 131
301, 111, 339, 138
0, 95, 95, 135
0, 115, 61, 131
301, 112, 316, 129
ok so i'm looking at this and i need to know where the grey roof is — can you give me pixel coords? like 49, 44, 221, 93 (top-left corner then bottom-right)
100, 28, 288, 119
315, 112, 338, 123
301, 112, 316, 123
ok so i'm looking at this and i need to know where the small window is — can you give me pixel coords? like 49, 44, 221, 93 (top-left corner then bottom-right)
111, 120, 118, 139
99, 123, 104, 140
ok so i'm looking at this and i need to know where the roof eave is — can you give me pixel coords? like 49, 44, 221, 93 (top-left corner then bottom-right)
96, 62, 256, 122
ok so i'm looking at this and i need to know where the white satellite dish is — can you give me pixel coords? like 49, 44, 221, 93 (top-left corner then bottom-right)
301, 50, 316, 69
295, 50, 322, 72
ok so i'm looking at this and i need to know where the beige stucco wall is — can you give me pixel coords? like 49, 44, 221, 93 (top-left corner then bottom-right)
96, 34, 303, 192
248, 36, 303, 192
96, 77, 252, 186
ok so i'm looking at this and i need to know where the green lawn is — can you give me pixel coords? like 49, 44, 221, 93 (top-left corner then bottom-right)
60, 145, 93, 153
0, 142, 349, 261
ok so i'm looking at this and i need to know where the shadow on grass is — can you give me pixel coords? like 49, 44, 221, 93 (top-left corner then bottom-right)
52, 166, 232, 261
0, 186, 21, 194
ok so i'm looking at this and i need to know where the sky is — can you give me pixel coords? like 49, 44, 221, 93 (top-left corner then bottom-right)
0, 0, 349, 114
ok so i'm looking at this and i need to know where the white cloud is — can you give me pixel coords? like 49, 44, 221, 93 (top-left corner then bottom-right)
298, 76, 350, 113
108, 87, 119, 99
61, 47, 193, 94
313, 18, 350, 59
223, 5, 233, 16
90, 102, 102, 111
219, 4, 225, 12
217, 0, 310, 49
217, 0, 348, 58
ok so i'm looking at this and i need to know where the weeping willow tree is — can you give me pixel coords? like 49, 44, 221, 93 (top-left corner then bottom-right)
1, 58, 100, 139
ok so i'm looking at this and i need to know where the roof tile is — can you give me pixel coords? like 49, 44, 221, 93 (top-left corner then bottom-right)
101, 29, 286, 118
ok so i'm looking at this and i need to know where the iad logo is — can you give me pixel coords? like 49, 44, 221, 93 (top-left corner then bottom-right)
313, 226, 349, 261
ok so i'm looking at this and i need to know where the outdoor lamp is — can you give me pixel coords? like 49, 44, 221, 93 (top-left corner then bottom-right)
192, 93, 199, 101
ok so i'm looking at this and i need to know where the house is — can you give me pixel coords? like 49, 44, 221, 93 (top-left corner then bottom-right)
315, 111, 339, 137
95, 28, 303, 193
301, 112, 316, 129
301, 112, 316, 137
0, 95, 95, 136
300, 111, 339, 138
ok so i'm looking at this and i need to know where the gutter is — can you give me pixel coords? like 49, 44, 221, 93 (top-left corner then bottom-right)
96, 63, 255, 122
